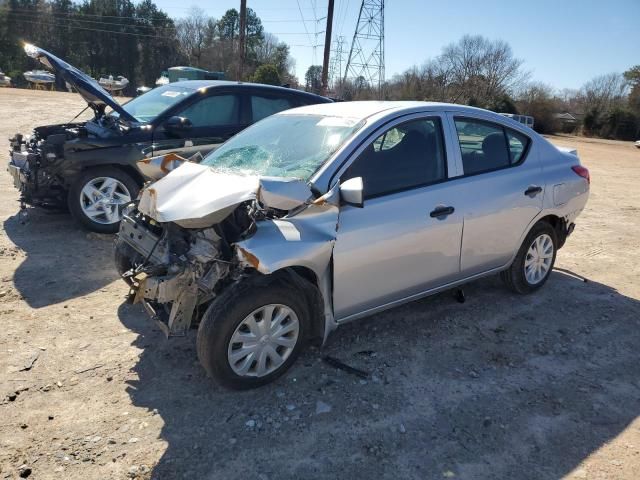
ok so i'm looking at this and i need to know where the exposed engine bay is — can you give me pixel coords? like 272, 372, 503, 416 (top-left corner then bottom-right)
117, 161, 340, 338
119, 201, 257, 336
8, 117, 123, 206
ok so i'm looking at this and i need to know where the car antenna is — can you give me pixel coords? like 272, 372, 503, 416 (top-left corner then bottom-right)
68, 105, 90, 123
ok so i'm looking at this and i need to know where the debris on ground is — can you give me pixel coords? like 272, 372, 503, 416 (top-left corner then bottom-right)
315, 401, 332, 414
322, 356, 369, 379
20, 351, 39, 371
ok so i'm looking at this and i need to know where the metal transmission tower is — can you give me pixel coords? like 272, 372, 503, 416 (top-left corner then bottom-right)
328, 35, 346, 93
343, 0, 385, 98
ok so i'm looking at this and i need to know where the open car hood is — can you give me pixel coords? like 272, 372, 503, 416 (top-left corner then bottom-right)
137, 162, 313, 229
24, 44, 137, 123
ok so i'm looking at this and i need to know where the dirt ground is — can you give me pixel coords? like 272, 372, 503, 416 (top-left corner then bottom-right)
0, 88, 639, 480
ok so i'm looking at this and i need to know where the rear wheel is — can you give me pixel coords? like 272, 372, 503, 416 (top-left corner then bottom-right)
68, 167, 139, 234
197, 276, 309, 390
501, 221, 557, 294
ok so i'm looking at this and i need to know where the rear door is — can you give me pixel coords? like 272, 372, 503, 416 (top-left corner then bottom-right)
152, 91, 246, 158
446, 113, 544, 276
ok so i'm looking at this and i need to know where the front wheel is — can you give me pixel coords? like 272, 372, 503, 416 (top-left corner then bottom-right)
197, 276, 309, 389
68, 167, 139, 234
501, 221, 557, 294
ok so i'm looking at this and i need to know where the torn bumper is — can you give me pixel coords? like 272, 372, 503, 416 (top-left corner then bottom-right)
130, 268, 199, 337
119, 207, 227, 337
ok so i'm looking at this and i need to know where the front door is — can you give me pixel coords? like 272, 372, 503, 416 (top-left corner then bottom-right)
332, 115, 463, 321
152, 93, 246, 159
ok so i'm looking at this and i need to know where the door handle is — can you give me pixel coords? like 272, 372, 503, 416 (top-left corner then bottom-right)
430, 205, 455, 218
524, 185, 543, 197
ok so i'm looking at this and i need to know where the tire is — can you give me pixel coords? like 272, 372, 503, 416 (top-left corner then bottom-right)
114, 236, 144, 285
501, 221, 558, 294
197, 275, 310, 390
68, 167, 139, 234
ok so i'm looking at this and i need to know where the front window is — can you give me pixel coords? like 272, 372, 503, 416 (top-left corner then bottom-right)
201, 114, 364, 180
344, 117, 447, 198
112, 85, 193, 122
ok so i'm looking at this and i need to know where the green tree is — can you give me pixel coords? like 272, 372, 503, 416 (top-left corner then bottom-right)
304, 65, 322, 94
251, 64, 280, 85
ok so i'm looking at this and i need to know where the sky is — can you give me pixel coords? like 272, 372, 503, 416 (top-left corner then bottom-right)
153, 0, 639, 91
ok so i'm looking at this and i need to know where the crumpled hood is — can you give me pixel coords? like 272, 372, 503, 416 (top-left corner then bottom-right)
24, 43, 137, 123
137, 162, 313, 229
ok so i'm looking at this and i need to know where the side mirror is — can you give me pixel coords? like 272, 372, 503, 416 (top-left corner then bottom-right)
340, 177, 364, 208
164, 116, 192, 133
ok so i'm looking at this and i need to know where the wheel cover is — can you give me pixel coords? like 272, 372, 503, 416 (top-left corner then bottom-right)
227, 304, 300, 378
524, 233, 554, 285
79, 176, 132, 225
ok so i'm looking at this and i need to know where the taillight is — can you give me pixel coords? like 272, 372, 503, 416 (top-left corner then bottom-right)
572, 165, 590, 185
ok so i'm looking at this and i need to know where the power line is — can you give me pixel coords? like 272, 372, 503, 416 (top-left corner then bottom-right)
8, 11, 177, 31
295, 0, 314, 53
8, 11, 316, 39
6, 7, 321, 25
6, 17, 177, 39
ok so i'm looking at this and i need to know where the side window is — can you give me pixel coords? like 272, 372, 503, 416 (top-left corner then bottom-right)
454, 118, 510, 175
506, 128, 530, 164
179, 94, 239, 127
343, 118, 447, 199
251, 95, 294, 122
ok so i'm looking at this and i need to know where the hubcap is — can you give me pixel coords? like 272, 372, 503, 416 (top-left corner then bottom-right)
227, 304, 300, 378
524, 233, 554, 285
80, 177, 131, 225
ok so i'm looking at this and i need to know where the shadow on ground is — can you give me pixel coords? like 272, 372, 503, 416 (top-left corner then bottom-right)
3, 206, 118, 308
119, 271, 640, 479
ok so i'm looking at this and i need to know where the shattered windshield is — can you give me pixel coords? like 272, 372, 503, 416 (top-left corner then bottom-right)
201, 114, 364, 180
111, 85, 192, 122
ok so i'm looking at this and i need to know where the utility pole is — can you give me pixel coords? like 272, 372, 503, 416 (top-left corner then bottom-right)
238, 0, 247, 80
321, 0, 334, 96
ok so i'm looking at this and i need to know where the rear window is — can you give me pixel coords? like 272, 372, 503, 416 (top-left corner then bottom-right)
506, 129, 530, 163
454, 117, 531, 176
251, 95, 294, 122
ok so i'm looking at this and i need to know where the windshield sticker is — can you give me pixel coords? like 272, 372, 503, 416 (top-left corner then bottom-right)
316, 117, 359, 127
161, 91, 187, 98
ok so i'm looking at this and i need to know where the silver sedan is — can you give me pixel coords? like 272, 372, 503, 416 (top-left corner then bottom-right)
116, 101, 590, 389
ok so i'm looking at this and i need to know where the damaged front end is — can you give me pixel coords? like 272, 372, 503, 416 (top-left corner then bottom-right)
118, 162, 339, 338
119, 205, 248, 336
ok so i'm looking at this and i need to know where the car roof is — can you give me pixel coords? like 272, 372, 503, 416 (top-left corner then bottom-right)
169, 80, 331, 102
279, 100, 512, 123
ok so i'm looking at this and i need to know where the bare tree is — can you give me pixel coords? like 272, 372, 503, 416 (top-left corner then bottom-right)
382, 35, 527, 106
580, 73, 629, 113
176, 7, 214, 67
438, 35, 528, 105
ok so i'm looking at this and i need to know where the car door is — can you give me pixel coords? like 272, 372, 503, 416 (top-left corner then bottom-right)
446, 114, 544, 276
152, 92, 246, 158
331, 114, 463, 321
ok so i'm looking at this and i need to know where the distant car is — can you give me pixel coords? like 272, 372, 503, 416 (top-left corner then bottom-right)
8, 45, 332, 233
116, 101, 590, 389
635, 140, 640, 148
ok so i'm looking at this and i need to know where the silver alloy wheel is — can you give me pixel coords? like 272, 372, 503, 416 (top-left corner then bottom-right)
524, 233, 554, 285
79, 176, 132, 225
227, 304, 300, 378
